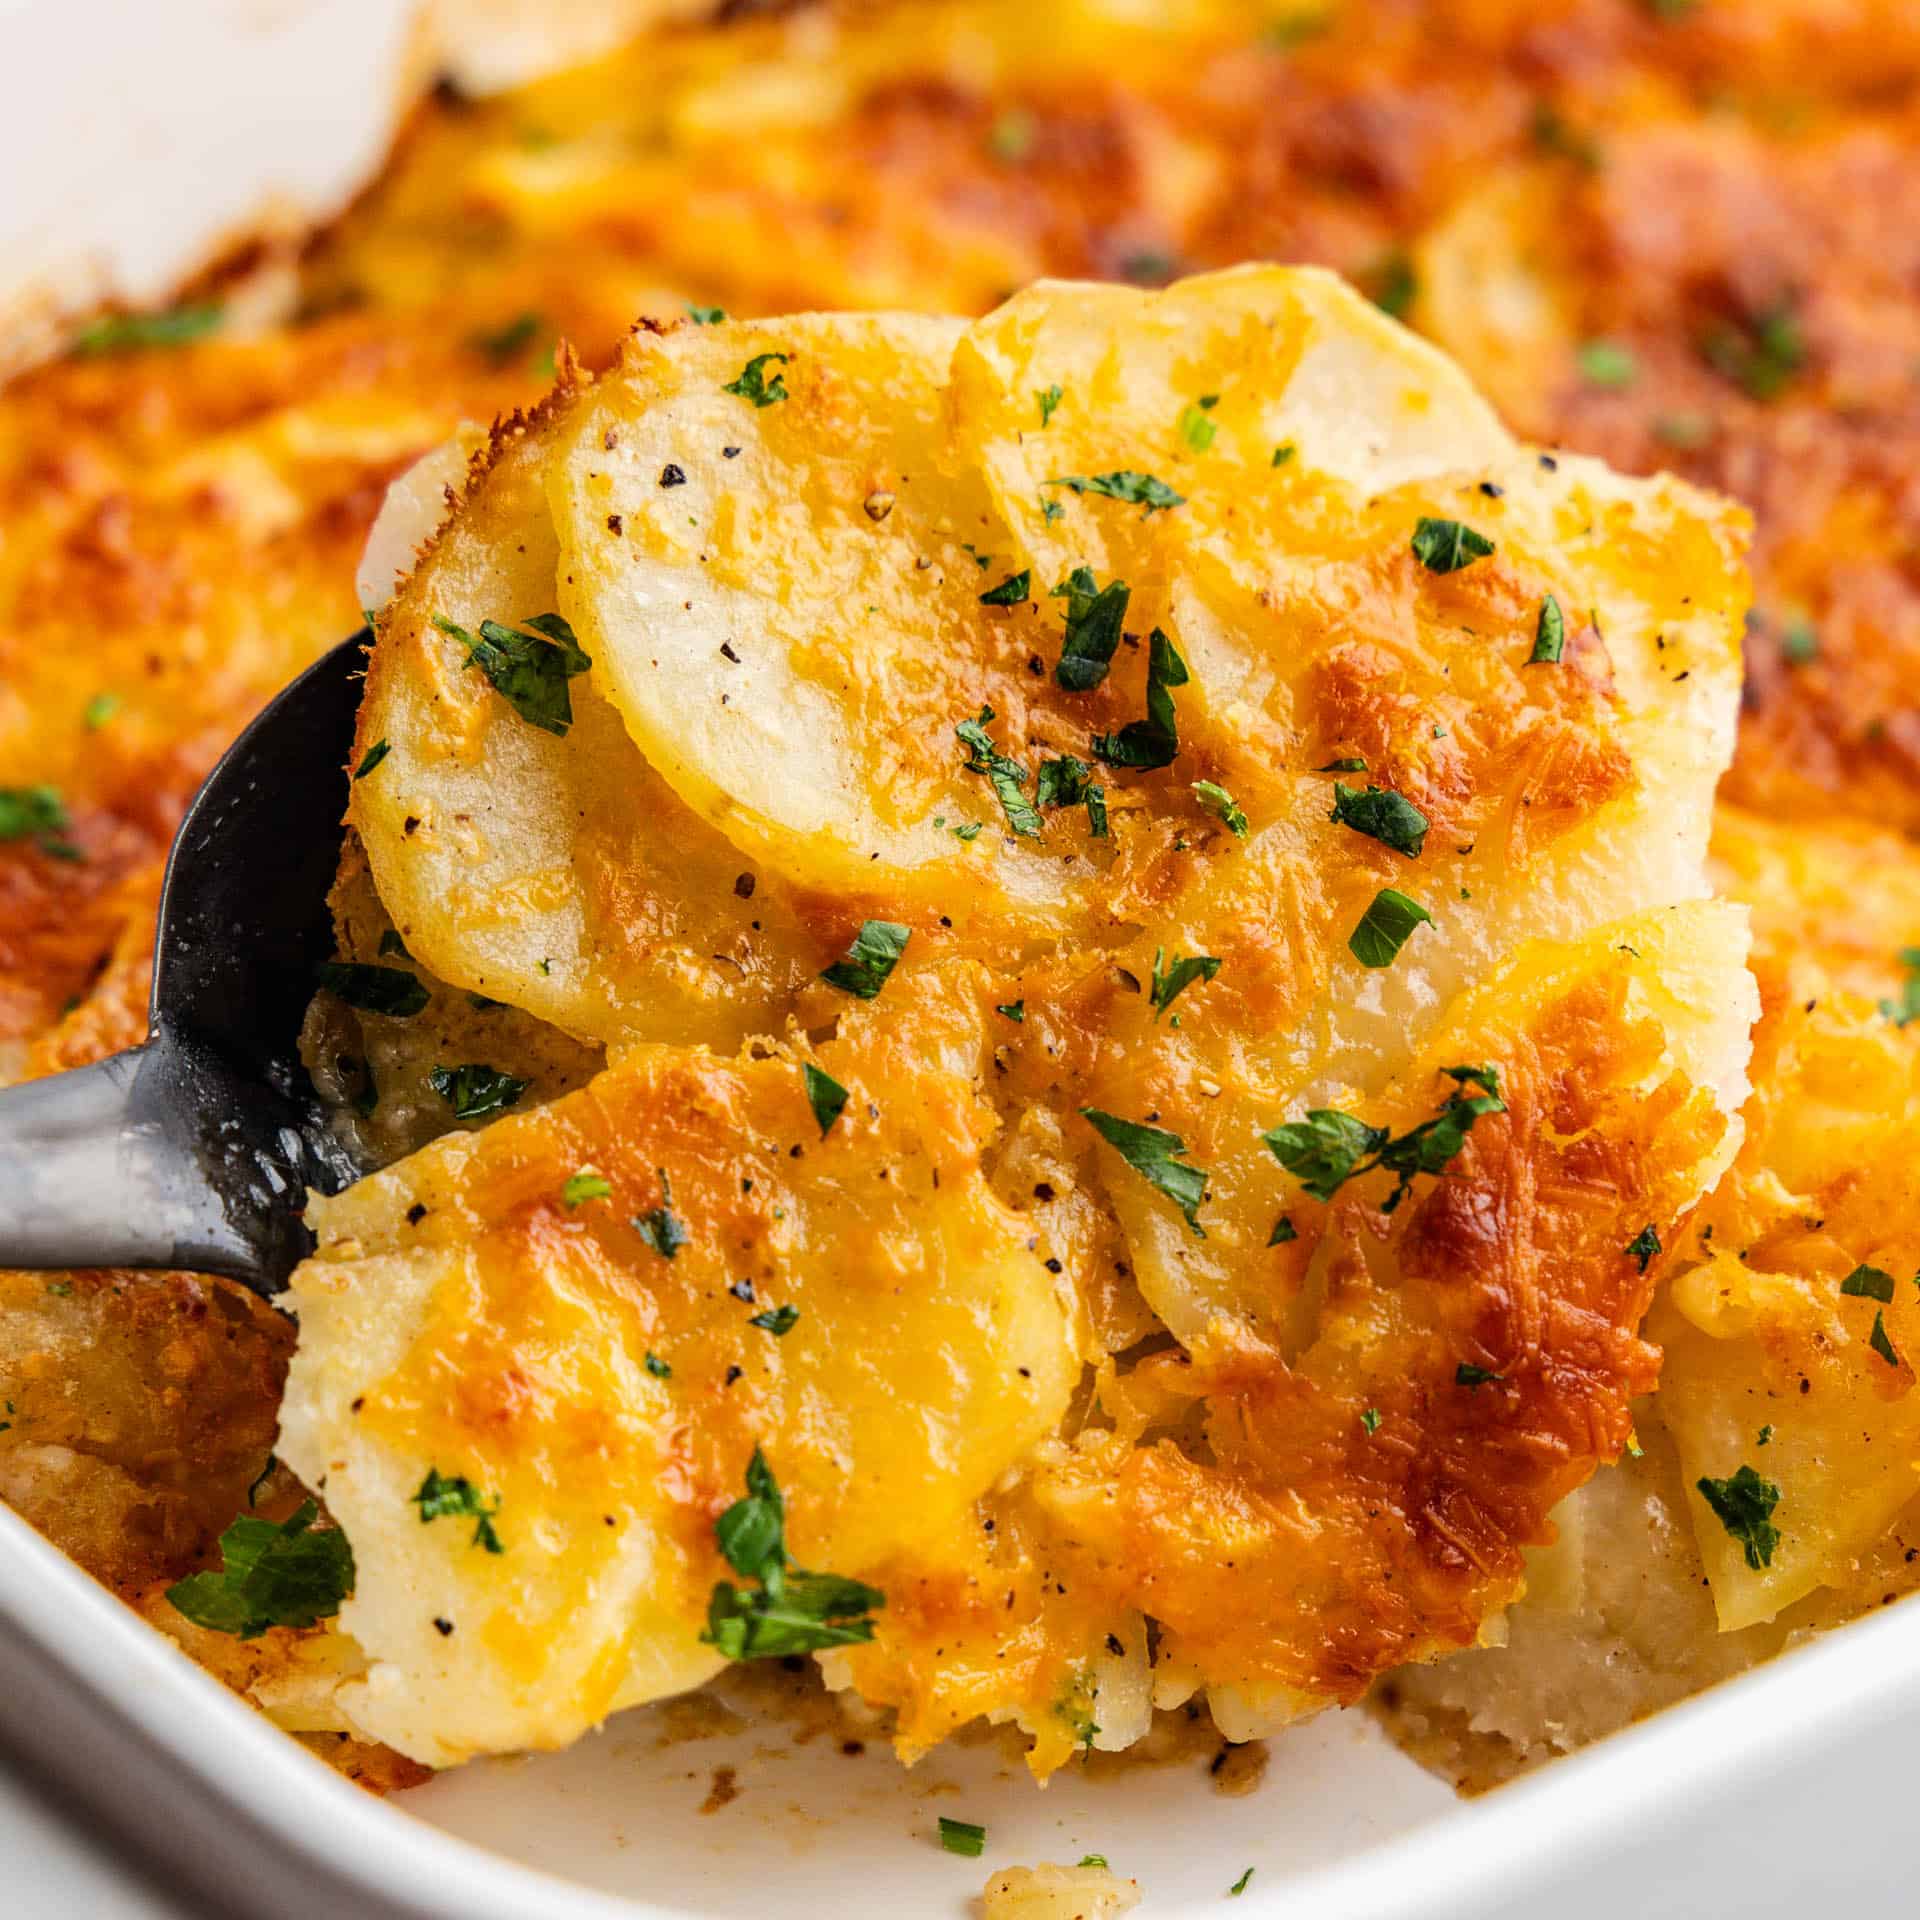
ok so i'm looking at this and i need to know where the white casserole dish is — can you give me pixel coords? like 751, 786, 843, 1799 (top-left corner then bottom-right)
3, 5, 1914, 1913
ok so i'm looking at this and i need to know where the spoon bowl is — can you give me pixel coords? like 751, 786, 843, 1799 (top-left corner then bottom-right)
0, 632, 371, 1294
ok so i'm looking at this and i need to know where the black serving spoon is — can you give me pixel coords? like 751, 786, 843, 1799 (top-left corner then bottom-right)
0, 633, 370, 1296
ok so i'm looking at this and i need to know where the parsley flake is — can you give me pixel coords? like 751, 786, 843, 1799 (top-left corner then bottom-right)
1411, 517, 1496, 573
1330, 781, 1429, 857
1150, 947, 1220, 1019
702, 1448, 883, 1659
83, 692, 120, 730
1082, 1109, 1209, 1237
723, 352, 790, 407
0, 785, 73, 857
1531, 595, 1567, 665
956, 708, 1043, 837
1701, 301, 1804, 402
1348, 888, 1432, 968
412, 1469, 504, 1554
1192, 780, 1249, 838
820, 919, 912, 997
1180, 397, 1219, 452
74, 304, 223, 355
1046, 471, 1185, 515
1872, 1311, 1903, 1368
1576, 340, 1638, 389
1264, 1066, 1504, 1214
749, 1304, 800, 1336
939, 1818, 987, 1859
428, 1063, 530, 1118
1455, 1363, 1504, 1389
1037, 384, 1063, 426
996, 1000, 1026, 1023
318, 961, 429, 1019
803, 1062, 849, 1137
1360, 1408, 1382, 1435
980, 569, 1031, 607
686, 303, 727, 325
165, 1500, 353, 1639
1050, 567, 1130, 691
1878, 948, 1920, 1027
633, 1169, 690, 1260
1624, 1224, 1661, 1273
645, 1352, 672, 1380
1268, 1215, 1297, 1245
1228, 1867, 1255, 1897
433, 611, 590, 737
1696, 1464, 1781, 1570
563, 1170, 611, 1208
1370, 251, 1417, 319
1093, 628, 1188, 770
354, 738, 392, 779
469, 311, 544, 365
1272, 443, 1295, 467
1841, 1264, 1896, 1303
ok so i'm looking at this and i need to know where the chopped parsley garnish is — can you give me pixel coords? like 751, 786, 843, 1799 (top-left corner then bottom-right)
956, 708, 1043, 837
1871, 1310, 1902, 1368
1036, 754, 1096, 809
428, 1063, 530, 1118
1878, 947, 1920, 1027
1079, 1854, 1110, 1870
1149, 948, 1220, 1019
1576, 340, 1638, 389
1081, 1109, 1209, 1237
645, 1352, 672, 1380
1093, 628, 1188, 770
1329, 781, 1429, 857
0, 784, 75, 858
802, 1062, 849, 1137
749, 1305, 800, 1336
411, 1469, 504, 1554
939, 1818, 988, 1859
980, 569, 1031, 607
1455, 1363, 1504, 1389
1263, 1065, 1505, 1214
989, 108, 1035, 161
164, 1500, 354, 1639
1360, 1408, 1383, 1435
1228, 1866, 1255, 1897
1268, 1215, 1297, 1245
702, 1447, 884, 1659
633, 1169, 690, 1260
1757, 1424, 1773, 1446
1370, 250, 1417, 319
1348, 888, 1432, 968
1180, 395, 1219, 452
469, 311, 544, 364
996, 1000, 1026, 1023
1050, 567, 1130, 691
1696, 1464, 1781, 1570
1411, 517, 1495, 574
1037, 384, 1063, 426
686, 303, 727, 325
562, 1170, 612, 1208
1624, 1224, 1661, 1273
1779, 614, 1819, 665
83, 692, 120, 730
1041, 498, 1065, 526
1701, 301, 1804, 402
317, 961, 429, 1019
1272, 443, 1295, 466
1046, 471, 1186, 515
820, 918, 912, 997
1192, 779, 1248, 838
354, 738, 392, 779
1317, 755, 1368, 773
73, 303, 223, 355
1841, 1264, 1897, 1303
433, 611, 591, 737
1531, 595, 1567, 664
723, 351, 790, 407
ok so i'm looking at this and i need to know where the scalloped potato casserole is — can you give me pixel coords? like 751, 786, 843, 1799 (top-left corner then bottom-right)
5, 0, 1920, 1808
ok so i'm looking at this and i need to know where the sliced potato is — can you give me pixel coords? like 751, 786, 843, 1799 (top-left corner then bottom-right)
350, 397, 835, 1051
279, 968, 1077, 1765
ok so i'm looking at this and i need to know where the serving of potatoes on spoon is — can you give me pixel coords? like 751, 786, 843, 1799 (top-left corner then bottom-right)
288, 266, 1757, 1771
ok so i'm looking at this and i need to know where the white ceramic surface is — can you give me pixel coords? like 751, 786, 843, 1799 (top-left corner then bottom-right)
2, 4, 1913, 1913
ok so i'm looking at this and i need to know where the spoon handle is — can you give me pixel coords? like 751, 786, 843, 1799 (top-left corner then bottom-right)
0, 1030, 348, 1293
